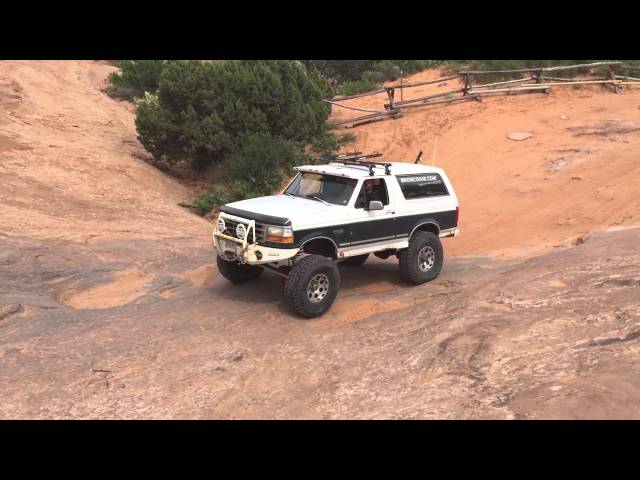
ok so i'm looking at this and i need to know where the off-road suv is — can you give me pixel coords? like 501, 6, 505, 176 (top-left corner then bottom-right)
213, 152, 460, 318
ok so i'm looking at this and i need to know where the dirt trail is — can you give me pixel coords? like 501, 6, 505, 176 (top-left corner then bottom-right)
1, 61, 640, 419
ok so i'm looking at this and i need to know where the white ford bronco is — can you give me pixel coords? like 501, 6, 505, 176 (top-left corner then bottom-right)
213, 152, 460, 318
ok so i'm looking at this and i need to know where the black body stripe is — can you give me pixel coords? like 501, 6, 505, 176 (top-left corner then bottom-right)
261, 209, 458, 250
220, 206, 457, 248
349, 235, 396, 246
395, 210, 457, 234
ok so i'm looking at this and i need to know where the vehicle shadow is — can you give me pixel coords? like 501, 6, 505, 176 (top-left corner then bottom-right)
205, 255, 481, 322
337, 257, 406, 291
209, 256, 406, 307
210, 274, 285, 305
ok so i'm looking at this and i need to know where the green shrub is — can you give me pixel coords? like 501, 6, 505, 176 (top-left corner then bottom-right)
135, 60, 331, 172
300, 60, 378, 84
224, 133, 303, 195
302, 60, 440, 87
135, 91, 186, 161
107, 60, 170, 100
314, 60, 438, 96
191, 191, 228, 215
442, 60, 605, 83
617, 61, 640, 79
362, 70, 385, 84
193, 133, 307, 211
309, 130, 358, 158
337, 79, 381, 96
371, 61, 401, 81
192, 129, 358, 212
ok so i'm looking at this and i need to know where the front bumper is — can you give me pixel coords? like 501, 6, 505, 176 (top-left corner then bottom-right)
212, 212, 299, 265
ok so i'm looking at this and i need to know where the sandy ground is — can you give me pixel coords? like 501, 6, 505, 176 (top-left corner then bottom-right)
1, 61, 640, 419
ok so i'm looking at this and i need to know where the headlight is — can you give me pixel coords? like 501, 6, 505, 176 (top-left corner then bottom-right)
216, 216, 226, 232
235, 223, 247, 240
266, 225, 294, 244
266, 226, 292, 237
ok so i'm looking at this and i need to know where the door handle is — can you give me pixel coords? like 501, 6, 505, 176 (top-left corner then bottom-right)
386, 211, 396, 215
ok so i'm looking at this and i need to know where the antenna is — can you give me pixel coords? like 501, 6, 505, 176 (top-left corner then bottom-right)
432, 135, 438, 167
414, 150, 423, 164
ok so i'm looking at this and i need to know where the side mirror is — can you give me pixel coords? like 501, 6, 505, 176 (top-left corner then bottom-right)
368, 200, 383, 211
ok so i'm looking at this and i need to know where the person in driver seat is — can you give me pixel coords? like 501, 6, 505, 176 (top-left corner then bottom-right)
363, 179, 386, 206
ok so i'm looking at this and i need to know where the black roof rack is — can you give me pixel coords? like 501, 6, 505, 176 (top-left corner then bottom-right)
312, 151, 392, 176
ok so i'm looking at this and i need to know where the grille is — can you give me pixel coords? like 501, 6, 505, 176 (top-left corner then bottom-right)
222, 218, 266, 244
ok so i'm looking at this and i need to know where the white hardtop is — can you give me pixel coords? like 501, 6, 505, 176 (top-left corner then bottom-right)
294, 162, 446, 180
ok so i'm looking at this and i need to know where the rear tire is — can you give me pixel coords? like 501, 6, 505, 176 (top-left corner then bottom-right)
216, 255, 263, 284
340, 253, 369, 266
284, 255, 340, 318
399, 231, 443, 285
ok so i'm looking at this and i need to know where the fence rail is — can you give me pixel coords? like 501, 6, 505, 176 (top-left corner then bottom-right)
457, 61, 622, 75
329, 61, 640, 128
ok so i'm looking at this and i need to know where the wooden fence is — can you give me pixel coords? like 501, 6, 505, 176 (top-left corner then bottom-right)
327, 61, 640, 128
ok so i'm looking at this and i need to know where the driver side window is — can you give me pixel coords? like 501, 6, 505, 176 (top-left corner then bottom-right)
355, 179, 389, 209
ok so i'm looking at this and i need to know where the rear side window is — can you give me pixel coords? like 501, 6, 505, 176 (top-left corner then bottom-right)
396, 173, 449, 199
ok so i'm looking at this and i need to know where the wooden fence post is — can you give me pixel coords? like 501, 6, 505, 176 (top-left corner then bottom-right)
608, 65, 620, 93
463, 74, 471, 95
385, 87, 396, 111
535, 68, 543, 84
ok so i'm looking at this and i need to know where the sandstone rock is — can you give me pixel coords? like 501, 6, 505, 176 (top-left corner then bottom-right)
507, 132, 534, 141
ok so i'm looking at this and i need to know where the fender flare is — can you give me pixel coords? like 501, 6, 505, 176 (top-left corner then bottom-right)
409, 220, 441, 240
298, 236, 340, 257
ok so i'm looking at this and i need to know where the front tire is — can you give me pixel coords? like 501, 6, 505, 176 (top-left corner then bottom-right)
216, 255, 263, 284
284, 255, 340, 318
399, 231, 443, 285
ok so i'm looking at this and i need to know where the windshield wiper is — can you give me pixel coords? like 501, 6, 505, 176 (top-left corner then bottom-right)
306, 195, 330, 206
284, 192, 296, 197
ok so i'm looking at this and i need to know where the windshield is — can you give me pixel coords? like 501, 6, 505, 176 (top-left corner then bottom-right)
284, 172, 357, 206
